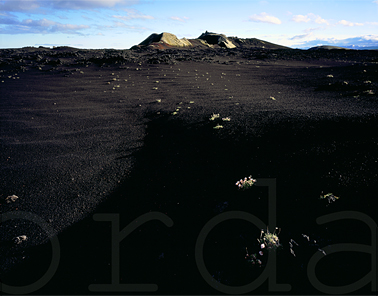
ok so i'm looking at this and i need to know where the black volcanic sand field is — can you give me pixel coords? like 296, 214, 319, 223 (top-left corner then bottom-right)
1, 47, 378, 295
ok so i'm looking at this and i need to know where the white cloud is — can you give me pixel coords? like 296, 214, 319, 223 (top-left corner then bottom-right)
0, 13, 19, 25
304, 27, 323, 33
0, 17, 89, 34
313, 15, 329, 25
0, 0, 40, 12
23, 18, 89, 32
293, 34, 378, 49
248, 12, 282, 24
113, 9, 154, 21
292, 13, 329, 25
292, 14, 311, 23
51, 0, 139, 10
290, 32, 313, 40
170, 16, 189, 22
338, 20, 364, 27
361, 34, 378, 41
0, 0, 139, 11
373, 0, 378, 4
108, 21, 148, 32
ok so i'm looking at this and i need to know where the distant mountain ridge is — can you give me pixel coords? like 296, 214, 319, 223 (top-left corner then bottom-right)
308, 45, 352, 50
133, 31, 290, 50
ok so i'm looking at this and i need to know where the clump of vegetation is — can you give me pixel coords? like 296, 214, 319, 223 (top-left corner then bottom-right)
320, 192, 339, 204
209, 113, 231, 129
209, 113, 220, 121
245, 248, 262, 266
363, 89, 375, 95
235, 176, 256, 190
258, 227, 281, 251
245, 227, 281, 267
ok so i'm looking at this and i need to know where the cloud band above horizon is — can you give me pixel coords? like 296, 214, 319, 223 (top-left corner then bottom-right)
1, 0, 378, 49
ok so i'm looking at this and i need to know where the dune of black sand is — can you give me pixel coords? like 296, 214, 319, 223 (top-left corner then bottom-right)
1, 46, 378, 295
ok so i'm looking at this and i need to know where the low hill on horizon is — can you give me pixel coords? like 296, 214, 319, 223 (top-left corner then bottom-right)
133, 31, 290, 50
308, 45, 353, 50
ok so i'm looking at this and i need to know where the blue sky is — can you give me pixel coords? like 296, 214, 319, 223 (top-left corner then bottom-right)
1, 0, 378, 49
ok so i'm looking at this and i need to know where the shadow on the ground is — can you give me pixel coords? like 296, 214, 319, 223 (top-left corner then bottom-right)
2, 112, 378, 295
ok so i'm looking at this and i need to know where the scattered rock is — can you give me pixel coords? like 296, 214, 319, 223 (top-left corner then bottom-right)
13, 235, 28, 245
6, 195, 19, 203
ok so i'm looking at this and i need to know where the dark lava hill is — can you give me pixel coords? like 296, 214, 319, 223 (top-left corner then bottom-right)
1, 31, 377, 71
133, 31, 289, 50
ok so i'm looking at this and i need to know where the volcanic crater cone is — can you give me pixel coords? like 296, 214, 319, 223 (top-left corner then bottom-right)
134, 31, 289, 50
137, 32, 192, 49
